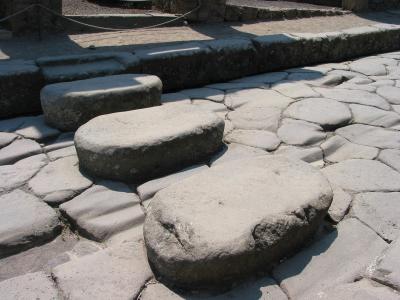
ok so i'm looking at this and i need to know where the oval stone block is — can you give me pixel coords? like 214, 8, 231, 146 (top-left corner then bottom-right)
41, 74, 162, 131
144, 155, 333, 288
75, 104, 224, 182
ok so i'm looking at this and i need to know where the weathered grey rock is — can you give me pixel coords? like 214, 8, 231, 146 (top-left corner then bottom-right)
377, 85, 400, 104
137, 165, 209, 201
181, 88, 224, 102
231, 72, 288, 84
322, 159, 400, 192
275, 145, 324, 167
52, 240, 153, 300
144, 155, 333, 288
284, 98, 351, 129
0, 272, 59, 300
225, 129, 280, 150
351, 192, 400, 241
0, 154, 48, 192
47, 146, 77, 161
349, 60, 387, 76
277, 119, 326, 146
43, 132, 75, 152
329, 69, 368, 80
0, 190, 61, 258
0, 138, 42, 165
315, 87, 391, 110
336, 124, 400, 149
0, 132, 17, 148
272, 82, 320, 98
60, 181, 144, 241
191, 99, 228, 115
210, 143, 267, 166
321, 135, 379, 163
328, 184, 352, 222
379, 149, 400, 172
350, 104, 400, 128
161, 92, 191, 105
227, 105, 281, 131
13, 115, 60, 140
41, 74, 162, 131
75, 104, 224, 182
28, 156, 93, 205
273, 218, 387, 299
368, 238, 400, 291
336, 81, 377, 92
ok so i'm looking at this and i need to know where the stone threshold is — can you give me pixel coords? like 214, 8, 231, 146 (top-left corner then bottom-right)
1, 22, 400, 118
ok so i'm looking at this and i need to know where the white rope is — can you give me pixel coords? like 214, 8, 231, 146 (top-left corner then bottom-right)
0, 4, 36, 23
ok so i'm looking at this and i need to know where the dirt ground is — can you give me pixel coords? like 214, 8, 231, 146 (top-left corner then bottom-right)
62, 0, 159, 15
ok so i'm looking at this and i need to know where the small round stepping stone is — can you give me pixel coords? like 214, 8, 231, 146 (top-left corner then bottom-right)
144, 155, 333, 288
41, 74, 162, 131
75, 104, 224, 182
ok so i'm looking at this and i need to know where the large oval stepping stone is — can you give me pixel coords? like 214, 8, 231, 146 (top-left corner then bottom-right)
144, 155, 333, 288
75, 104, 224, 182
41, 74, 162, 131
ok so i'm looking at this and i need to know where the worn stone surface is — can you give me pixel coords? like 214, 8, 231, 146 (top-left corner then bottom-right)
161, 92, 191, 105
232, 72, 287, 84
228, 105, 281, 131
144, 155, 332, 288
273, 218, 387, 299
272, 82, 320, 98
277, 119, 326, 146
28, 156, 93, 205
328, 184, 352, 222
0, 138, 42, 165
191, 99, 228, 115
210, 143, 267, 166
349, 59, 387, 76
43, 132, 75, 152
377, 85, 400, 104
47, 146, 77, 161
275, 145, 324, 167
322, 159, 400, 192
181, 88, 224, 102
225, 129, 281, 150
0, 190, 61, 258
13, 115, 60, 140
350, 104, 400, 128
41, 74, 162, 131
379, 149, 400, 172
75, 104, 224, 182
0, 132, 17, 148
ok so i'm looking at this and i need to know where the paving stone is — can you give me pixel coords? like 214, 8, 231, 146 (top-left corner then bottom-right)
137, 165, 209, 201
370, 79, 395, 87
379, 149, 400, 172
13, 115, 60, 140
41, 74, 162, 131
207, 82, 267, 91
224, 88, 295, 110
321, 135, 379, 163
275, 145, 324, 167
287, 66, 332, 74
161, 92, 191, 105
284, 98, 351, 129
322, 159, 400, 192
328, 184, 352, 222
191, 99, 228, 114
43, 132, 75, 152
336, 82, 377, 92
277, 119, 326, 146
272, 82, 320, 98
75, 104, 224, 182
347, 76, 373, 84
0, 138, 42, 165
351, 192, 400, 242
47, 146, 77, 161
336, 124, 400, 149
273, 218, 387, 299
28, 156, 93, 205
141, 276, 288, 300
377, 85, 400, 104
349, 60, 387, 76
0, 154, 48, 192
0, 132, 17, 148
0, 190, 61, 258
368, 238, 400, 291
286, 72, 324, 82
231, 72, 288, 84
223, 120, 234, 136
0, 272, 59, 300
225, 129, 281, 150
307, 74, 346, 87
350, 104, 400, 129
144, 155, 333, 288
60, 181, 144, 241
328, 69, 368, 80
52, 240, 153, 300
181, 88, 224, 102
315, 87, 391, 110
210, 143, 267, 166
227, 105, 281, 131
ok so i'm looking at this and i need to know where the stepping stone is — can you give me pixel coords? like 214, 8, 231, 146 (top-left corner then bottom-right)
52, 240, 153, 300
336, 124, 400, 149
227, 105, 281, 131
322, 159, 400, 192
144, 156, 333, 288
284, 98, 351, 129
0, 132, 17, 148
328, 184, 352, 222
210, 143, 267, 166
180, 88, 225, 102
0, 190, 61, 258
277, 119, 326, 146
28, 156, 93, 205
272, 82, 320, 99
349, 104, 400, 128
0, 138, 42, 165
378, 149, 400, 172
349, 60, 387, 76
224, 129, 281, 150
225, 89, 294, 110
41, 74, 162, 131
377, 85, 400, 104
0, 272, 59, 300
75, 104, 224, 182
321, 135, 378, 163
351, 192, 400, 242
275, 145, 324, 167
273, 218, 387, 299
60, 181, 144, 241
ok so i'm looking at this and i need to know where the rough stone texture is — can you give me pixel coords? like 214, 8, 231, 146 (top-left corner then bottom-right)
52, 240, 153, 300
351, 192, 400, 242
75, 104, 224, 182
191, 99, 228, 116
181, 88, 224, 102
60, 181, 144, 241
161, 92, 191, 105
321, 135, 379, 163
13, 115, 60, 140
322, 159, 400, 192
144, 155, 332, 288
0, 132, 17, 148
273, 218, 388, 299
349, 59, 387, 76
210, 143, 267, 166
28, 156, 93, 205
227, 105, 281, 131
277, 119, 326, 146
0, 190, 61, 258
328, 184, 352, 222
272, 82, 320, 98
0, 272, 59, 300
275, 145, 324, 167
0, 138, 42, 165
350, 104, 400, 128
377, 85, 400, 104
232, 72, 288, 84
47, 146, 77, 161
284, 98, 351, 129
41, 74, 162, 131
225, 129, 281, 150
379, 149, 400, 172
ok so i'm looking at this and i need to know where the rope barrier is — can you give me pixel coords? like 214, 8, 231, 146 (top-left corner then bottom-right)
0, 4, 36, 23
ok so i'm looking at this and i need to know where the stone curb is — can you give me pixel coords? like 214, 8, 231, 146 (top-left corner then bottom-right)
1, 23, 400, 118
